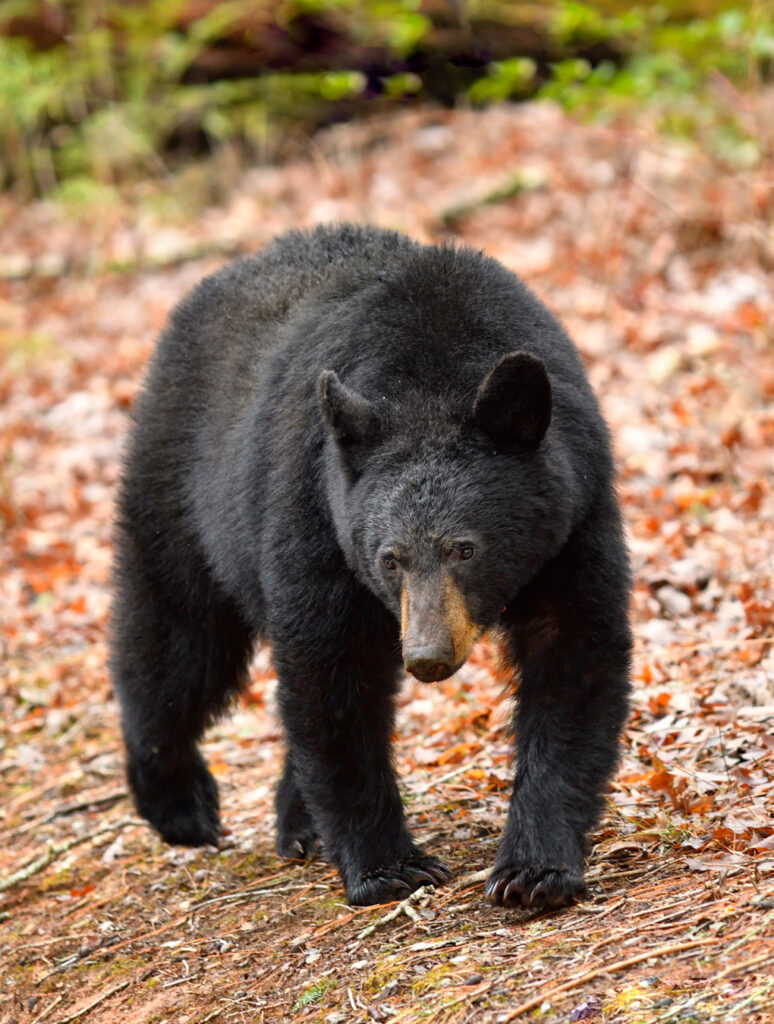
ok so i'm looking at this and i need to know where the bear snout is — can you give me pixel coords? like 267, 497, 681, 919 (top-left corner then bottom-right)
404, 641, 456, 682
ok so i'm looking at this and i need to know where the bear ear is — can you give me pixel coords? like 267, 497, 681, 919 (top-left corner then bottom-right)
319, 370, 379, 447
473, 352, 552, 449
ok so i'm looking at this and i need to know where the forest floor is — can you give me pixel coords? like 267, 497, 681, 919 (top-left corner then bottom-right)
1, 98, 773, 1024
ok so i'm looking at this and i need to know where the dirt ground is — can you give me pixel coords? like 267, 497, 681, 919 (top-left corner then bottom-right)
1, 98, 773, 1024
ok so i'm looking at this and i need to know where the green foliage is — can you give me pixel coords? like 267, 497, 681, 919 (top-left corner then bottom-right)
0, 0, 418, 194
383, 71, 423, 98
468, 57, 537, 104
291, 977, 337, 1011
0, 1, 771, 195
549, 0, 649, 45
522, 4, 773, 166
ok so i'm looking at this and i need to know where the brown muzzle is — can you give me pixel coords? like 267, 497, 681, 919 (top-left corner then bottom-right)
401, 576, 481, 682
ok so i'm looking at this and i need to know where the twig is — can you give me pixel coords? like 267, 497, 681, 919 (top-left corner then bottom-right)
0, 238, 244, 281
712, 949, 774, 982
30, 995, 63, 1024
403, 902, 421, 924
51, 979, 130, 1024
625, 891, 698, 921
412, 764, 473, 796
676, 635, 773, 654
721, 908, 774, 957
581, 897, 711, 960
37, 878, 306, 980
574, 895, 627, 918
725, 978, 774, 1016
0, 819, 138, 894
43, 789, 128, 824
163, 970, 203, 989
37, 915, 188, 979
357, 885, 433, 939
501, 937, 717, 1020
191, 873, 299, 910
194, 1003, 232, 1024
0, 788, 127, 842
453, 868, 489, 888
36, 870, 319, 981
311, 904, 375, 938
425, 978, 495, 1019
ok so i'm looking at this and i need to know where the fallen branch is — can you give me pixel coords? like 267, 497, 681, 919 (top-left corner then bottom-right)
357, 885, 434, 940
501, 937, 718, 1020
191, 877, 300, 910
0, 819, 138, 895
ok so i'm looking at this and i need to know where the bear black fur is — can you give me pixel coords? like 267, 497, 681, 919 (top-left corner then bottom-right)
111, 224, 632, 909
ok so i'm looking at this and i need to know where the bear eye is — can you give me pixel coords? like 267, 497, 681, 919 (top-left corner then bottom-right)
381, 553, 398, 572
454, 543, 476, 562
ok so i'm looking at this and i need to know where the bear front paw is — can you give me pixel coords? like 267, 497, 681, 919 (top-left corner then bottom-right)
129, 751, 221, 847
347, 854, 451, 906
485, 863, 586, 910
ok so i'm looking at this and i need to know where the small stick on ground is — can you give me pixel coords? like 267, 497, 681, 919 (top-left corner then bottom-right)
453, 868, 489, 888
194, 1001, 236, 1024
0, 819, 138, 894
30, 995, 63, 1024
712, 950, 774, 982
357, 885, 434, 940
0, 788, 127, 842
51, 979, 130, 1024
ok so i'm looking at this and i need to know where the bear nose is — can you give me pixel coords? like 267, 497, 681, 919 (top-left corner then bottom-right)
405, 642, 455, 682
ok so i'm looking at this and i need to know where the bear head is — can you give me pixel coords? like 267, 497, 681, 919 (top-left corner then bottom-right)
320, 352, 576, 683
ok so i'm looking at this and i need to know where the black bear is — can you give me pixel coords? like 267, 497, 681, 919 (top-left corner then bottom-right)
111, 223, 631, 909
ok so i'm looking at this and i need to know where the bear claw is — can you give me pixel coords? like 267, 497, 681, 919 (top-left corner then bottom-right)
485, 865, 586, 910
276, 829, 324, 860
348, 855, 451, 906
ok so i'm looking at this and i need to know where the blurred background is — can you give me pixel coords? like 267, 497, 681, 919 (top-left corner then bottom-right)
1, 0, 771, 201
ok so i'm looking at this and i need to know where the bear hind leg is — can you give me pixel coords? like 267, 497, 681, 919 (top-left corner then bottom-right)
112, 554, 255, 846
